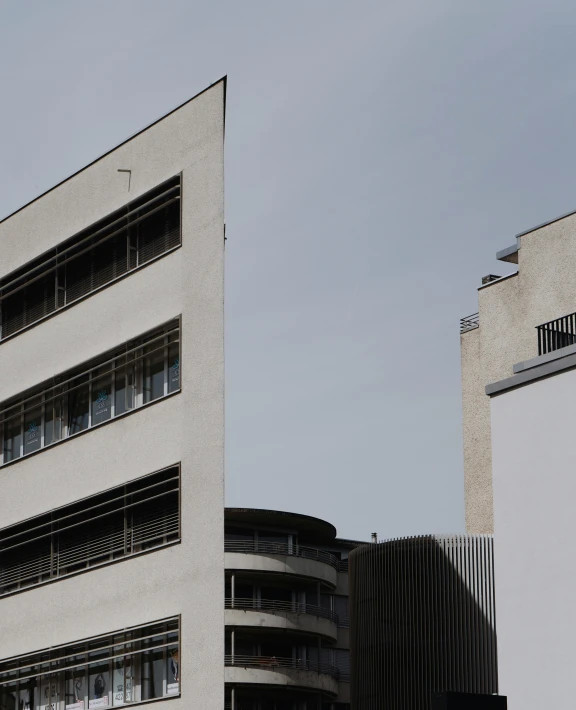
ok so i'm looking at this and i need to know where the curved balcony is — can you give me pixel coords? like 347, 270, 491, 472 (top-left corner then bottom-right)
225, 541, 338, 587
224, 655, 339, 696
225, 598, 338, 641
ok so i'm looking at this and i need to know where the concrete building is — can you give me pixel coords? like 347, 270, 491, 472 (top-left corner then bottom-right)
485, 308, 576, 708
0, 78, 226, 710
460, 210, 576, 532
349, 535, 498, 710
224, 509, 360, 710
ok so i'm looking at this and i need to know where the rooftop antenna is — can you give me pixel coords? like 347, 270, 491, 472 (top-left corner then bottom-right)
371, 532, 377, 543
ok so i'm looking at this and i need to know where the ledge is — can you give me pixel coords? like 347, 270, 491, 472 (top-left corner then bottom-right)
496, 241, 519, 264
224, 608, 338, 642
513, 342, 576, 374
477, 272, 517, 290
224, 666, 338, 696
486, 350, 576, 396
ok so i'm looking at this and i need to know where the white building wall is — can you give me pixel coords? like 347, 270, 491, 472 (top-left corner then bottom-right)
491, 367, 576, 710
0, 79, 225, 709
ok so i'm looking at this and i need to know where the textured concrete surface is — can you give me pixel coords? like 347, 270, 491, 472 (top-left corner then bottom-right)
0, 79, 225, 709
462, 210, 576, 532
491, 365, 576, 709
224, 552, 338, 588
224, 666, 339, 695
225, 608, 338, 642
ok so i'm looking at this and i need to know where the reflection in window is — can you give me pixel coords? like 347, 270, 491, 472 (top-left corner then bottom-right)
0, 320, 180, 465
0, 619, 180, 710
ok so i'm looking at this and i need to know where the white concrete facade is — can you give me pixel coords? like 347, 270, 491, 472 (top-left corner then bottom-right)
490, 364, 576, 709
0, 77, 225, 710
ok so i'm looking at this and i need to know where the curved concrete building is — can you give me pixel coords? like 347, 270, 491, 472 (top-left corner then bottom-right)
349, 535, 497, 710
224, 509, 362, 710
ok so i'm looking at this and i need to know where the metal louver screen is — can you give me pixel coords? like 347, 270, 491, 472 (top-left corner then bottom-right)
0, 176, 181, 341
138, 203, 181, 265
0, 465, 180, 597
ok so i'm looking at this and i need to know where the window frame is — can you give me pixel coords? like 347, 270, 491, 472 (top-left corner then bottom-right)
0, 318, 181, 467
0, 617, 181, 710
0, 465, 181, 599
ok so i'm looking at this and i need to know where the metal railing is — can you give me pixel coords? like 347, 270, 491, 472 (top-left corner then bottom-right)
225, 597, 339, 623
460, 313, 479, 334
224, 540, 340, 569
537, 311, 576, 355
224, 655, 339, 680
338, 615, 349, 628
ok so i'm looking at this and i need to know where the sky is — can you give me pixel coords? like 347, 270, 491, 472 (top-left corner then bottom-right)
1, 1, 576, 541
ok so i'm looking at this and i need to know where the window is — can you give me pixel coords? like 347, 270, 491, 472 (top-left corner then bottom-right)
0, 466, 180, 597
0, 176, 181, 342
0, 618, 180, 709
334, 649, 350, 682
0, 319, 180, 466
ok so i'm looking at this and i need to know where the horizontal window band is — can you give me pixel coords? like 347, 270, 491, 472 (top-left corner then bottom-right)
0, 320, 179, 422
0, 389, 181, 472
0, 467, 181, 596
0, 487, 178, 553
0, 617, 179, 680
0, 472, 180, 547
0, 325, 180, 424
0, 539, 180, 602
0, 244, 181, 346
0, 179, 180, 299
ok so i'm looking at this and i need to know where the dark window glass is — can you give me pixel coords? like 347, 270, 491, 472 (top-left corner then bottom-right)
167, 333, 180, 394
44, 390, 62, 447
143, 344, 165, 404
92, 366, 112, 425
3, 410, 22, 463
0, 177, 180, 343
68, 375, 90, 435
23, 397, 42, 455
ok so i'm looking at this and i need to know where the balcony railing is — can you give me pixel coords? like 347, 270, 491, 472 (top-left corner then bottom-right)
225, 597, 339, 623
224, 540, 340, 570
224, 655, 339, 680
460, 313, 479, 334
537, 311, 576, 355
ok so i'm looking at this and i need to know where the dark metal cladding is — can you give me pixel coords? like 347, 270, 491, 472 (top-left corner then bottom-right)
349, 535, 497, 710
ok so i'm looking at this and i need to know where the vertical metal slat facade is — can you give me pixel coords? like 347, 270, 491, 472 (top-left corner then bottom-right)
349, 534, 497, 710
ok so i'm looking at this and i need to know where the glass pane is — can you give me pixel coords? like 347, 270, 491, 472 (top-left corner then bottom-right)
166, 645, 179, 696
140, 647, 163, 701
18, 676, 39, 710
3, 410, 22, 463
40, 674, 59, 710
44, 393, 62, 447
114, 367, 126, 417
167, 337, 180, 394
23, 397, 42, 456
92, 369, 112, 426
143, 345, 165, 404
65, 666, 87, 709
88, 659, 109, 708
112, 655, 128, 706
68, 376, 90, 435
0, 681, 18, 710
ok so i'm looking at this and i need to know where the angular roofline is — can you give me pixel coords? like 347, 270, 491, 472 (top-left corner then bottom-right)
516, 204, 576, 238
0, 75, 227, 226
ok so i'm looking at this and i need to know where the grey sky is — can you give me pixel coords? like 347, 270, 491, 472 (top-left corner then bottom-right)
1, 1, 575, 541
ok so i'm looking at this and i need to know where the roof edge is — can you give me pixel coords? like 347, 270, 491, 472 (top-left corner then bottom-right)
516, 204, 576, 238
0, 75, 227, 226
